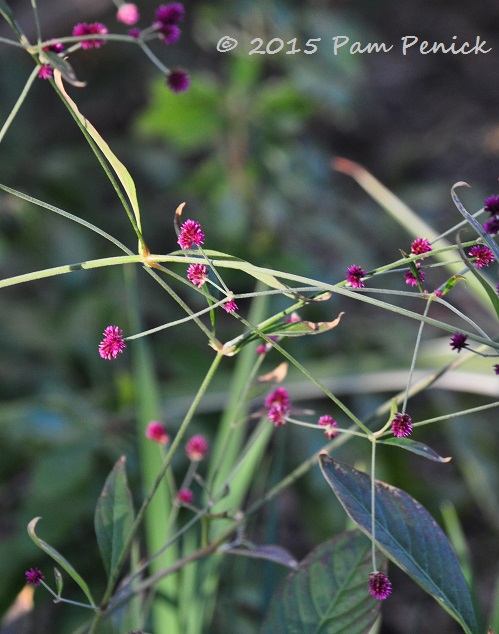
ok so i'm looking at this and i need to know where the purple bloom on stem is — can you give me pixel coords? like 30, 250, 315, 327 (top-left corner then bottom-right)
187, 263, 208, 287
449, 332, 468, 353
155, 3, 185, 25
128, 27, 141, 38
116, 3, 140, 25
99, 325, 126, 360
494, 364, 499, 375
157, 23, 181, 44
368, 571, 392, 600
346, 265, 366, 288
391, 412, 413, 438
318, 415, 339, 439
185, 435, 209, 461
223, 298, 238, 313
484, 195, 499, 215
167, 69, 190, 92
145, 421, 169, 444
25, 568, 44, 586
468, 245, 495, 268
44, 42, 64, 53
410, 237, 432, 255
483, 216, 499, 236
178, 219, 204, 249
265, 387, 291, 410
177, 488, 193, 504
38, 64, 53, 79
404, 263, 425, 287
268, 405, 287, 426
72, 22, 108, 49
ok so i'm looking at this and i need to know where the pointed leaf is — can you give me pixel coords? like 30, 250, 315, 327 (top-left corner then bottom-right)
263, 312, 344, 337
378, 438, 452, 463
54, 567, 63, 596
221, 543, 298, 569
95, 456, 135, 579
39, 50, 85, 87
319, 454, 478, 634
0, 0, 20, 34
261, 530, 383, 634
27, 517, 96, 607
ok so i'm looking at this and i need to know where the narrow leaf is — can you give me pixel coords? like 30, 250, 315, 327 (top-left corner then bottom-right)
378, 438, 452, 463
221, 543, 298, 569
263, 312, 344, 337
39, 50, 85, 87
261, 530, 383, 634
54, 567, 63, 596
27, 517, 96, 607
94, 456, 135, 579
319, 454, 478, 634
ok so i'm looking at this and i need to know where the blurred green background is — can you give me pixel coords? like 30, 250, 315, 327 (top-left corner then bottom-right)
1, 0, 499, 632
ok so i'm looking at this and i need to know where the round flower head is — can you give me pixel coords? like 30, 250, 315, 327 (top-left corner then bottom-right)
72, 22, 108, 49
187, 263, 208, 287
404, 263, 425, 287
177, 488, 193, 504
484, 195, 499, 215
38, 64, 53, 79
178, 219, 204, 250
145, 421, 169, 444
155, 3, 185, 26
468, 245, 495, 268
391, 412, 413, 438
318, 415, 339, 439
158, 23, 181, 45
268, 405, 287, 427
25, 567, 44, 586
265, 387, 291, 410
483, 216, 499, 236
116, 3, 140, 25
185, 434, 209, 461
368, 571, 392, 600
128, 27, 141, 38
346, 265, 366, 288
167, 69, 190, 92
99, 326, 126, 360
410, 237, 432, 255
223, 298, 238, 313
450, 332, 468, 353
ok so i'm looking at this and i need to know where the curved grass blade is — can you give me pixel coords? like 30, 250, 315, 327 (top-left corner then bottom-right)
378, 438, 452, 463
319, 454, 478, 634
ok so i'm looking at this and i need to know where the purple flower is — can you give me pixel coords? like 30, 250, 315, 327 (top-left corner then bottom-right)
265, 387, 291, 410
368, 571, 392, 600
99, 325, 126, 360
484, 195, 499, 215
223, 298, 238, 313
468, 245, 495, 268
177, 488, 193, 504
155, 3, 185, 25
410, 237, 432, 255
167, 69, 190, 92
494, 364, 499, 375
25, 567, 44, 586
391, 412, 413, 438
346, 265, 366, 288
187, 263, 208, 287
128, 28, 141, 38
483, 216, 499, 236
450, 332, 468, 353
72, 22, 108, 49
178, 219, 204, 249
318, 415, 339, 439
404, 263, 425, 287
185, 434, 209, 461
37, 64, 53, 79
268, 405, 287, 426
145, 421, 169, 444
116, 3, 140, 26
157, 23, 181, 45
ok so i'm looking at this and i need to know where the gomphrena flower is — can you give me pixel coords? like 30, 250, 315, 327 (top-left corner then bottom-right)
167, 69, 190, 93
318, 415, 339, 439
185, 434, 209, 461
449, 332, 468, 353
99, 325, 126, 360
223, 298, 238, 313
25, 568, 44, 586
38, 64, 53, 79
265, 387, 291, 427
410, 237, 432, 255
177, 488, 193, 504
368, 571, 392, 600
178, 219, 204, 250
187, 263, 208, 287
116, 3, 140, 25
483, 216, 499, 236
153, 2, 184, 45
404, 263, 425, 287
145, 421, 170, 444
72, 22, 108, 49
468, 245, 495, 268
484, 195, 499, 215
391, 412, 413, 438
346, 265, 366, 288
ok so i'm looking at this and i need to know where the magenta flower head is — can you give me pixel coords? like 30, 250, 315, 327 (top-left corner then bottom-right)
128, 27, 141, 38
346, 265, 366, 288
116, 3, 140, 25
404, 263, 425, 287
410, 237, 432, 255
167, 69, 190, 92
185, 434, 209, 461
155, 3, 185, 26
450, 332, 468, 353
484, 195, 499, 215
265, 387, 291, 410
368, 571, 392, 600
268, 405, 287, 426
468, 245, 495, 268
318, 415, 339, 439
177, 488, 193, 504
72, 22, 108, 49
145, 421, 169, 444
223, 298, 238, 313
38, 64, 53, 79
494, 364, 499, 375
483, 216, 499, 235
25, 567, 44, 586
391, 412, 413, 438
187, 263, 208, 287
178, 219, 204, 250
99, 325, 126, 360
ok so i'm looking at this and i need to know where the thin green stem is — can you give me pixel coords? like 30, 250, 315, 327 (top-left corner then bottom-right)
402, 298, 432, 414
371, 438, 377, 571
138, 40, 171, 74
30, 0, 41, 44
0, 66, 39, 143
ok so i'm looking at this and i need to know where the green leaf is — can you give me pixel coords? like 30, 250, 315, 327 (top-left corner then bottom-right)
378, 438, 452, 463
27, 517, 96, 607
54, 567, 63, 596
261, 530, 383, 634
319, 454, 478, 634
39, 50, 84, 87
0, 0, 19, 33
451, 184, 499, 261
94, 456, 135, 579
262, 312, 344, 338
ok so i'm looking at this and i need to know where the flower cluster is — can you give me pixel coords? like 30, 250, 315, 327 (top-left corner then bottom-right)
468, 244, 494, 269
116, 3, 140, 26
265, 387, 291, 427
25, 567, 44, 586
145, 421, 170, 444
449, 332, 468, 353
185, 435, 209, 461
177, 488, 193, 504
391, 412, 413, 438
368, 571, 392, 600
318, 415, 339, 440
405, 237, 432, 288
483, 195, 499, 235
404, 262, 425, 287
178, 219, 204, 250
346, 265, 366, 288
98, 326, 126, 360
72, 22, 108, 49
187, 263, 208, 287
153, 2, 185, 44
